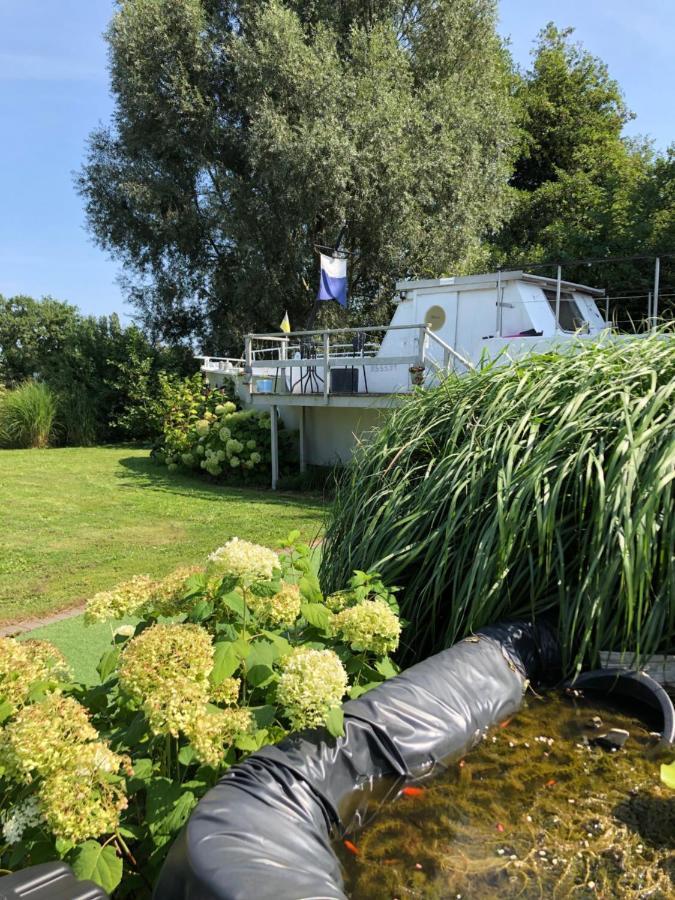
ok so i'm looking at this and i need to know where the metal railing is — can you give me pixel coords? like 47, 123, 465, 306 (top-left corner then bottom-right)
197, 356, 245, 372
243, 324, 474, 400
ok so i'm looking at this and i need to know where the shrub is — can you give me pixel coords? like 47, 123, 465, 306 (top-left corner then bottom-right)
0, 294, 194, 444
153, 374, 295, 483
320, 334, 675, 675
0, 381, 56, 448
0, 534, 401, 896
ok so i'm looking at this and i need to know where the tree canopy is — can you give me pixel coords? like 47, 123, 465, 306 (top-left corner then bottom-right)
0, 295, 191, 442
79, 7, 673, 344
78, 0, 515, 350
495, 25, 674, 315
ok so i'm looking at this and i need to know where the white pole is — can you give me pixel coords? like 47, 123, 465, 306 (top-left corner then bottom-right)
299, 406, 306, 474
270, 405, 279, 490
554, 265, 562, 333
323, 332, 330, 404
496, 270, 502, 336
653, 257, 660, 329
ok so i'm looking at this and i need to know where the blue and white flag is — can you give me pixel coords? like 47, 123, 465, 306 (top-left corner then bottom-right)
318, 253, 348, 307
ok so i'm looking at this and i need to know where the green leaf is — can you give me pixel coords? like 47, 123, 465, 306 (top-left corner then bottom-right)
146, 779, 197, 836
301, 603, 332, 632
374, 657, 398, 679
211, 638, 249, 682
70, 841, 123, 895
234, 729, 269, 752
97, 647, 121, 683
186, 598, 214, 622
0, 697, 14, 724
299, 573, 323, 604
55, 837, 75, 858
661, 760, 675, 789
246, 664, 276, 688
261, 631, 292, 657
245, 640, 276, 671
178, 744, 197, 766
26, 679, 52, 703
220, 590, 246, 618
349, 682, 379, 699
325, 706, 345, 738
182, 572, 207, 598
250, 704, 277, 728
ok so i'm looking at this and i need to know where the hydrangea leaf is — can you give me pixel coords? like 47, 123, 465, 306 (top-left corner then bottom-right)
220, 590, 246, 618
660, 761, 675, 789
212, 638, 249, 683
325, 706, 345, 739
299, 573, 323, 605
301, 603, 332, 632
71, 841, 123, 895
245, 641, 276, 671
97, 647, 121, 683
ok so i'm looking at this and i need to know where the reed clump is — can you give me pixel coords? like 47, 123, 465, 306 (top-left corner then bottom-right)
0, 380, 56, 449
320, 333, 675, 673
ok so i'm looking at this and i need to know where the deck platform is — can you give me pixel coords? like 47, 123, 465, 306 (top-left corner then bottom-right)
249, 391, 406, 409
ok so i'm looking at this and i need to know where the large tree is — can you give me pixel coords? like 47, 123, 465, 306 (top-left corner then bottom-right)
496, 25, 674, 316
78, 0, 516, 351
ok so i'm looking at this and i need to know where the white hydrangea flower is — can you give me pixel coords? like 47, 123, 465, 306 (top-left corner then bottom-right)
333, 598, 401, 655
1, 796, 44, 844
207, 538, 279, 581
277, 648, 348, 730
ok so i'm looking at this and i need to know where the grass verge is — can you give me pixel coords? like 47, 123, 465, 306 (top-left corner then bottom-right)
0, 445, 325, 623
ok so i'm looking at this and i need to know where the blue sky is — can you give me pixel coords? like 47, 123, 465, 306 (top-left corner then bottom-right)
0, 0, 672, 320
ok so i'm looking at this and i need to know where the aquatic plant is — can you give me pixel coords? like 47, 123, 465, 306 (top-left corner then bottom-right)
320, 333, 675, 673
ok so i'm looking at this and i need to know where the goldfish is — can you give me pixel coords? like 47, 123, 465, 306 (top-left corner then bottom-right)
401, 786, 425, 797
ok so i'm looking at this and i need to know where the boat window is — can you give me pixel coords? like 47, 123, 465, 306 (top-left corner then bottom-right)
425, 305, 446, 331
543, 289, 587, 332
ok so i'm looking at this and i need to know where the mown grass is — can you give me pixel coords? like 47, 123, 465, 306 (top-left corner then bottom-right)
0, 445, 325, 623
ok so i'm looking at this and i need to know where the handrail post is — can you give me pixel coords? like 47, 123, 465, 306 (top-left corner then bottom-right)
244, 336, 253, 392
496, 270, 502, 337
554, 265, 562, 334
653, 257, 660, 330
323, 331, 330, 404
418, 325, 427, 364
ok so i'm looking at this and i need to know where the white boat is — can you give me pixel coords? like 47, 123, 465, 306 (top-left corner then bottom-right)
200, 270, 609, 485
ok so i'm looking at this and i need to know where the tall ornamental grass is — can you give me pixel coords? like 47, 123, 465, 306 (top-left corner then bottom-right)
320, 334, 675, 675
0, 380, 56, 448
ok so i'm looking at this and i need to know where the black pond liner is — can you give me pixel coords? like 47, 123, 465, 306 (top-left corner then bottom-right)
155, 623, 675, 900
155, 620, 561, 900
567, 668, 675, 745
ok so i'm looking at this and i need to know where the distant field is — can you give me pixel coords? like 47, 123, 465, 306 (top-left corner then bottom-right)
0, 445, 325, 624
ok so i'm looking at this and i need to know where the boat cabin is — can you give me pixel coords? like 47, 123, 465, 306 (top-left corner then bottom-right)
200, 271, 607, 483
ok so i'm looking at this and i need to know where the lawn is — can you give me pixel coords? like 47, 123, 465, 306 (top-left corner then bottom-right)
0, 445, 325, 625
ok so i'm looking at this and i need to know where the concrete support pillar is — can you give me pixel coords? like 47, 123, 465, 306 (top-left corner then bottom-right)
270, 404, 279, 490
299, 406, 306, 474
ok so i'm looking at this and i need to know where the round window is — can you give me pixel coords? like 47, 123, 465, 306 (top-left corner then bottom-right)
425, 305, 446, 331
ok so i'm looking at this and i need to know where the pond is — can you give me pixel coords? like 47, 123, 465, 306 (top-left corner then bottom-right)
337, 690, 675, 899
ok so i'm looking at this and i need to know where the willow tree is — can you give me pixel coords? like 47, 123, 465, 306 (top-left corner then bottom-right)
78, 0, 515, 349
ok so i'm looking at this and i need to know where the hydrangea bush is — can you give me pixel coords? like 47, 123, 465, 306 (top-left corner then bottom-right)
0, 534, 401, 896
151, 374, 296, 483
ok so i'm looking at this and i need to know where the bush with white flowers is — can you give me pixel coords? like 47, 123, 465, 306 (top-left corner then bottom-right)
0, 534, 401, 896
151, 376, 296, 483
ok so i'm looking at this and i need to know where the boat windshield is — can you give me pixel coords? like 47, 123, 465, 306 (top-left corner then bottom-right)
543, 289, 588, 332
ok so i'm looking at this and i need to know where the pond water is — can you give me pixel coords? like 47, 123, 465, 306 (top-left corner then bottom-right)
337, 691, 675, 899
